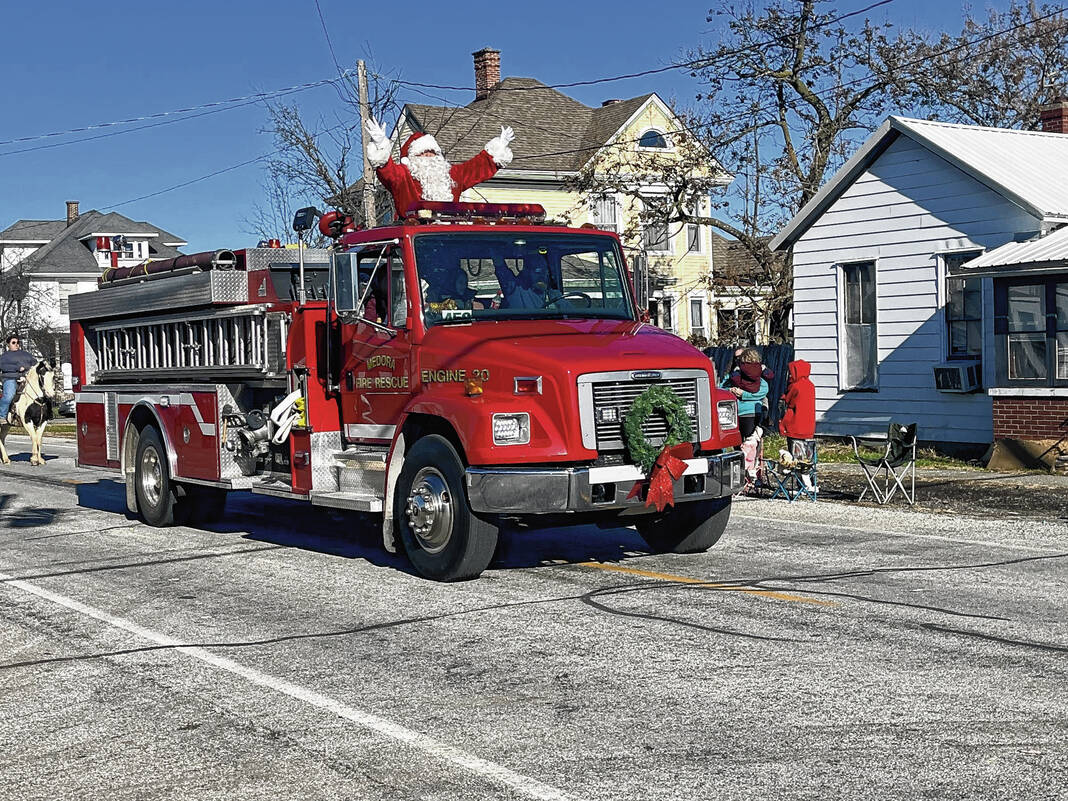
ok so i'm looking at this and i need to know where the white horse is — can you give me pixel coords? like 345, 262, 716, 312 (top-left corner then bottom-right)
0, 359, 59, 466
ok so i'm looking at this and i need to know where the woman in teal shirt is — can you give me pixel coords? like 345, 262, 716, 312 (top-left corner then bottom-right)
722, 347, 769, 440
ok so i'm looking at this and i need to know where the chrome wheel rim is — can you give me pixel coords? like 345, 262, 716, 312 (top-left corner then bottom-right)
405, 468, 453, 554
140, 446, 163, 507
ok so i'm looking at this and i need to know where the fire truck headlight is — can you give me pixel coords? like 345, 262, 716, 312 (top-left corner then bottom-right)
717, 400, 738, 430
492, 413, 530, 445
597, 406, 618, 423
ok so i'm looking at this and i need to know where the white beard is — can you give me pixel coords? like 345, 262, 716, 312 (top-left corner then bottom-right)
406, 153, 455, 201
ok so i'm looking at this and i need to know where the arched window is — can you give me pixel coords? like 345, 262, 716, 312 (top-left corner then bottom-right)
638, 129, 669, 149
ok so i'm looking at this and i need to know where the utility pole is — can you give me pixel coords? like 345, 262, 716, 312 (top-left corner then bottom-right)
357, 60, 375, 228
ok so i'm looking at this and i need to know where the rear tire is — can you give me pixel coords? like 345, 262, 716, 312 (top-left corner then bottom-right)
636, 497, 732, 554
395, 435, 498, 581
134, 426, 177, 527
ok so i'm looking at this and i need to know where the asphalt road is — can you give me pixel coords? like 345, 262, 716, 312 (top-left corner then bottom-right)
0, 438, 1066, 800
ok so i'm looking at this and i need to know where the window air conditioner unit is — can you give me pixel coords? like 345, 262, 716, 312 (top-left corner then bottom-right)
933, 361, 981, 393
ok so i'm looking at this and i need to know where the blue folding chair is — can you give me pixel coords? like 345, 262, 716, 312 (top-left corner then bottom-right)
765, 440, 818, 502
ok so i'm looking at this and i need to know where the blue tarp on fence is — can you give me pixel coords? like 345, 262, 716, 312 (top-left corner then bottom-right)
704, 344, 795, 429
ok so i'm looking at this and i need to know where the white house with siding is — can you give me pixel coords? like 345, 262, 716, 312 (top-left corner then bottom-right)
772, 108, 1068, 447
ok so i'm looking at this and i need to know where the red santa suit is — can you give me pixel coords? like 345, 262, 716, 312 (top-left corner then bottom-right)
368, 129, 514, 217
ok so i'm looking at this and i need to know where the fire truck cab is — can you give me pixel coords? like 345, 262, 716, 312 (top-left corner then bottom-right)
71, 203, 743, 581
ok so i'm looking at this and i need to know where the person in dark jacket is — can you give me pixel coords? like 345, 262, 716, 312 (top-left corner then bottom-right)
0, 335, 38, 423
779, 359, 816, 449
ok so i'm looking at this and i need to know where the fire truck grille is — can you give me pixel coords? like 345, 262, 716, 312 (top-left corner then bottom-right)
592, 379, 699, 450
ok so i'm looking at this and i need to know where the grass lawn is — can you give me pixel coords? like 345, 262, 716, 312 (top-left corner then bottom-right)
762, 432, 979, 470
6, 421, 77, 438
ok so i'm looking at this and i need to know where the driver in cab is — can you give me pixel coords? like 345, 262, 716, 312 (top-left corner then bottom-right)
494, 259, 550, 310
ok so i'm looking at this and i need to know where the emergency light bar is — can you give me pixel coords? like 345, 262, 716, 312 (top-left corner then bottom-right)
402, 201, 546, 224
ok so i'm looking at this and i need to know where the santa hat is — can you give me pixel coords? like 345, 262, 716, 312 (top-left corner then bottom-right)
400, 132, 441, 165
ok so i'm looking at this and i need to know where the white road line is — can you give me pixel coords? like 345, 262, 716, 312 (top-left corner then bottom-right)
734, 511, 1060, 553
0, 570, 577, 801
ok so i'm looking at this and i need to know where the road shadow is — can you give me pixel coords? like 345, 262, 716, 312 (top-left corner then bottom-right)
0, 493, 59, 529
71, 478, 657, 577
492, 522, 648, 571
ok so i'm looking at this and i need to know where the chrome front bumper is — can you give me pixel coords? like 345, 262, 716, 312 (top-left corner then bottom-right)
465, 452, 743, 515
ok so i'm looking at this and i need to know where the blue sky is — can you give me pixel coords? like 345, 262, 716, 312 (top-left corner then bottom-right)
2, 0, 986, 251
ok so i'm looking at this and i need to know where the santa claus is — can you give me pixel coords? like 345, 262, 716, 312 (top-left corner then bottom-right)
364, 117, 515, 216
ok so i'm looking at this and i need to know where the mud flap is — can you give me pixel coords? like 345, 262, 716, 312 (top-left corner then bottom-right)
381, 431, 405, 554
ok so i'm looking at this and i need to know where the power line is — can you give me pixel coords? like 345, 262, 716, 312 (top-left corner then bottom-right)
8, 0, 1066, 233
0, 72, 354, 150
394, 0, 896, 94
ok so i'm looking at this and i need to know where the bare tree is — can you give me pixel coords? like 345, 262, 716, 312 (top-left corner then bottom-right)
895, 1, 1068, 128
574, 0, 1068, 344
245, 61, 401, 241
572, 0, 922, 342
0, 263, 59, 356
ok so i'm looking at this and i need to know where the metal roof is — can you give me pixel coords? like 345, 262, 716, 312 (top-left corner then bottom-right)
896, 117, 1068, 220
961, 225, 1068, 274
772, 116, 1068, 250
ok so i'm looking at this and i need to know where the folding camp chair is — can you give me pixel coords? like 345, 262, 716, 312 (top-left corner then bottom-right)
850, 422, 918, 505
765, 439, 818, 502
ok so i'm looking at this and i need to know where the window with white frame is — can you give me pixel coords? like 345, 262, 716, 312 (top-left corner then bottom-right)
650, 296, 674, 332
685, 202, 702, 253
640, 196, 670, 253
943, 250, 982, 359
638, 129, 669, 149
716, 307, 756, 345
58, 281, 76, 316
588, 195, 619, 233
689, 296, 706, 339
841, 261, 878, 389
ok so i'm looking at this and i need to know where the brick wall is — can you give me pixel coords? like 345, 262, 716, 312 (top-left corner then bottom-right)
992, 397, 1068, 439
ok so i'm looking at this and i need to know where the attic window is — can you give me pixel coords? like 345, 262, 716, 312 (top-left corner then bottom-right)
638, 129, 669, 149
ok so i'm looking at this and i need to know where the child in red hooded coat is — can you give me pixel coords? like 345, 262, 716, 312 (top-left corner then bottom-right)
780, 359, 815, 449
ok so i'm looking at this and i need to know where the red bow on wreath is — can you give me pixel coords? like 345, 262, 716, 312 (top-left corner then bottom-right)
627, 442, 694, 512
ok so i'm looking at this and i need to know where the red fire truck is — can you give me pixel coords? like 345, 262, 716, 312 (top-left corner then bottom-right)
70, 202, 743, 580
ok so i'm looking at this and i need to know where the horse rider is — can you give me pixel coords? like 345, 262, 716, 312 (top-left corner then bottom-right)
1, 334, 37, 425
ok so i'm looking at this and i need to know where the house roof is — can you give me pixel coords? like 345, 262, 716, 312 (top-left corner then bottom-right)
711, 233, 765, 287
13, 210, 184, 276
771, 116, 1068, 250
402, 78, 661, 173
0, 219, 67, 242
960, 224, 1068, 275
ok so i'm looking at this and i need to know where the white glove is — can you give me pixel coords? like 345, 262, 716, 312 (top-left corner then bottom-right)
484, 125, 515, 166
364, 117, 393, 168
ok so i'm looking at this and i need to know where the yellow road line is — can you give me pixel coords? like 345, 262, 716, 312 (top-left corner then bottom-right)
577, 562, 835, 606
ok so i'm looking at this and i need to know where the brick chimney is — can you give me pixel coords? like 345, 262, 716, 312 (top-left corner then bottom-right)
65, 200, 79, 226
1039, 97, 1068, 133
473, 48, 501, 101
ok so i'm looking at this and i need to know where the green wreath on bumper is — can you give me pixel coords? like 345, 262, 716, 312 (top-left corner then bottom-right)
623, 384, 694, 474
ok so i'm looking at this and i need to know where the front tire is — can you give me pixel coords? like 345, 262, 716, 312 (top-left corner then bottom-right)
395, 435, 498, 581
637, 497, 732, 553
134, 426, 177, 527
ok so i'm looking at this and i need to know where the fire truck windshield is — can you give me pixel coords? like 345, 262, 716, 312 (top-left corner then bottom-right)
412, 233, 633, 326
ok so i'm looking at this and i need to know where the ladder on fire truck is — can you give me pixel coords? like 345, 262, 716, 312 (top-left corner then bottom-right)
91, 305, 288, 382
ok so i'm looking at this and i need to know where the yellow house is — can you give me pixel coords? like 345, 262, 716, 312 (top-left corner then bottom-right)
384, 48, 730, 343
